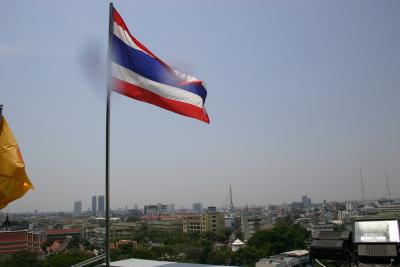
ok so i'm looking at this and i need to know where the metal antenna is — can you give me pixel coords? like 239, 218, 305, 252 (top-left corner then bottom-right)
385, 172, 392, 201
360, 168, 366, 214
229, 185, 234, 212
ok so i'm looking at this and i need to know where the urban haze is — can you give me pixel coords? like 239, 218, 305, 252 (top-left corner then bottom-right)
0, 0, 399, 213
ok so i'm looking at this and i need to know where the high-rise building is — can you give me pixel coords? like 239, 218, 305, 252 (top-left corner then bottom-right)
73, 201, 82, 214
98, 195, 105, 215
144, 203, 168, 216
302, 195, 311, 208
192, 203, 202, 213
92, 196, 97, 213
168, 203, 175, 213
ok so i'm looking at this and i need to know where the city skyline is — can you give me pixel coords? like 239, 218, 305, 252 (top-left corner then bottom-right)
1, 0, 399, 212
9, 193, 399, 214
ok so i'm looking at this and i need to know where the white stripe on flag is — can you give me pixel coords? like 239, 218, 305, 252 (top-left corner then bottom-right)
113, 22, 154, 58
114, 22, 205, 86
112, 62, 204, 108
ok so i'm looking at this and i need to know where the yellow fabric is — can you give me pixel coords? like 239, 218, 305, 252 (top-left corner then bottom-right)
0, 116, 33, 209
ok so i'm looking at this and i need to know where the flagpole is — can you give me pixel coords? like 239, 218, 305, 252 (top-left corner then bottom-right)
0, 104, 3, 131
105, 2, 114, 267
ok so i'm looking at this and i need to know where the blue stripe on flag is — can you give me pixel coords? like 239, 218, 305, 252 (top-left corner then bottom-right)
112, 36, 207, 102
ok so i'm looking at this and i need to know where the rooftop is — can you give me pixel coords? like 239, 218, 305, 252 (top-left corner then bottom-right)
103, 258, 239, 267
46, 228, 80, 235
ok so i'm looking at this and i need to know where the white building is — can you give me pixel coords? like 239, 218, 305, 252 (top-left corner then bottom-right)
231, 239, 245, 252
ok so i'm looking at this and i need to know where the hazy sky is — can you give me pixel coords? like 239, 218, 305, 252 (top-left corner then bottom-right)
1, 0, 399, 212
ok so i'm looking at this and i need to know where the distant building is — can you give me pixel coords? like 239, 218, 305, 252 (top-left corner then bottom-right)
224, 215, 234, 228
129, 209, 142, 218
167, 204, 175, 213
73, 201, 82, 214
0, 230, 43, 255
183, 207, 224, 234
46, 228, 81, 243
241, 211, 265, 241
182, 215, 205, 233
204, 207, 224, 233
302, 195, 311, 208
111, 221, 183, 240
98, 195, 105, 215
192, 203, 202, 213
144, 204, 168, 216
309, 223, 334, 234
92, 196, 97, 213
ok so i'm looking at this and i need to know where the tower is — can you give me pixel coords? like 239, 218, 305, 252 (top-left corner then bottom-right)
92, 195, 97, 214
74, 201, 82, 213
360, 168, 366, 213
229, 185, 234, 212
98, 195, 105, 215
385, 172, 392, 201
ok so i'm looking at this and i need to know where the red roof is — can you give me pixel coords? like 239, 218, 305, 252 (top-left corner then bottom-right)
46, 228, 80, 235
0, 231, 27, 242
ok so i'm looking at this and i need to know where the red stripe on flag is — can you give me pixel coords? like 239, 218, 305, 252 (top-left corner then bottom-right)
113, 8, 163, 64
112, 78, 210, 124
113, 7, 204, 85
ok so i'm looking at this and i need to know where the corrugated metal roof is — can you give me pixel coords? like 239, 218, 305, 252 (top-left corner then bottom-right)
358, 244, 397, 257
310, 239, 344, 249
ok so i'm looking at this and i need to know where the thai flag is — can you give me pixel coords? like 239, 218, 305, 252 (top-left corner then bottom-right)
110, 7, 210, 123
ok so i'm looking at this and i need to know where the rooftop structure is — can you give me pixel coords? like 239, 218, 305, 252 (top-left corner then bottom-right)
256, 250, 309, 267
354, 219, 400, 263
309, 230, 352, 265
231, 239, 245, 252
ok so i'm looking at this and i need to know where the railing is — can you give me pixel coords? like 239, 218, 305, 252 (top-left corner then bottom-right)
70, 254, 105, 267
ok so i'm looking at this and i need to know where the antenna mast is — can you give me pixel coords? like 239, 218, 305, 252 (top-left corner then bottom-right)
360, 168, 366, 214
385, 172, 392, 201
229, 185, 234, 212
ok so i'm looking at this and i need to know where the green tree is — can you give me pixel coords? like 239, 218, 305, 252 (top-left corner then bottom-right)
44, 249, 92, 267
0, 250, 43, 267
207, 247, 234, 265
127, 216, 140, 222
232, 246, 260, 267
233, 218, 309, 266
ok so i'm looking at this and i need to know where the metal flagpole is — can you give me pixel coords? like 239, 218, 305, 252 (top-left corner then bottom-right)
105, 2, 114, 267
0, 104, 3, 132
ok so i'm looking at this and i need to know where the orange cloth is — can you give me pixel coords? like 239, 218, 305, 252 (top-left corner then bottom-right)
0, 116, 33, 209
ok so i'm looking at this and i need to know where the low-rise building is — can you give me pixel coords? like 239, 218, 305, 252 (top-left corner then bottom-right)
182, 208, 224, 234
256, 250, 309, 267
241, 211, 266, 241
0, 230, 43, 255
45, 228, 80, 242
